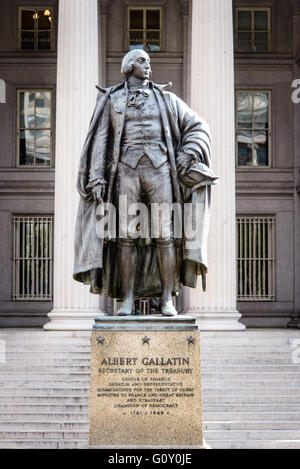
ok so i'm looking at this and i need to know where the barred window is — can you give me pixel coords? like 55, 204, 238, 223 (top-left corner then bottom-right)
236, 90, 271, 167
17, 7, 54, 51
13, 217, 53, 301
235, 7, 271, 52
237, 217, 275, 301
127, 7, 162, 51
17, 89, 52, 167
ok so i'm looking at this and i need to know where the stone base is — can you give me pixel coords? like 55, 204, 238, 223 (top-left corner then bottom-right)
93, 315, 198, 331
187, 311, 246, 331
43, 310, 104, 331
89, 317, 203, 447
287, 315, 300, 329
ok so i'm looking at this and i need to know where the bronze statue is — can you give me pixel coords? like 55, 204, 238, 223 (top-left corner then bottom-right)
73, 50, 217, 316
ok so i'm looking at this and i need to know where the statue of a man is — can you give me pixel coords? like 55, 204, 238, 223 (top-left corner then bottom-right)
73, 50, 217, 317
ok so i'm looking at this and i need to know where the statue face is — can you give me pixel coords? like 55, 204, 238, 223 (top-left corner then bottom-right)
131, 51, 151, 80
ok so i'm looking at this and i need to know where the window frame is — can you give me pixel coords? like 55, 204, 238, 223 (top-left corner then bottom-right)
16, 88, 53, 169
235, 7, 272, 53
127, 6, 163, 52
17, 6, 55, 52
235, 89, 272, 169
236, 216, 275, 302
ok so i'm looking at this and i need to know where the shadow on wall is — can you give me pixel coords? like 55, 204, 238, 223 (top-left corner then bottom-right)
0, 79, 6, 103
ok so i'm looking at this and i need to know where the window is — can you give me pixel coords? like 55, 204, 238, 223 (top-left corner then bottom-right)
17, 89, 52, 167
237, 217, 275, 301
13, 216, 53, 301
127, 7, 162, 51
236, 90, 271, 167
235, 7, 271, 52
18, 7, 54, 51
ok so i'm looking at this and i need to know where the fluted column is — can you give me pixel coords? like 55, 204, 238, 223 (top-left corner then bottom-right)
183, 0, 245, 330
44, 0, 103, 330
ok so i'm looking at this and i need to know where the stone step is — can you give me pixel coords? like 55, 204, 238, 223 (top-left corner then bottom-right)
204, 421, 300, 431
0, 387, 89, 396
0, 422, 89, 431
4, 346, 90, 352
0, 395, 89, 404
4, 357, 91, 365
0, 337, 90, 352
0, 438, 299, 450
201, 346, 297, 352
201, 330, 300, 337
0, 372, 89, 380
202, 365, 300, 371
205, 440, 300, 449
203, 395, 300, 404
203, 412, 300, 421
0, 430, 88, 440
201, 328, 300, 341
203, 404, 300, 412
0, 412, 89, 421
0, 366, 90, 373
6, 428, 291, 442
202, 359, 300, 365
0, 379, 89, 386
202, 337, 300, 345
0, 330, 90, 337
0, 404, 89, 412
0, 439, 87, 449
203, 372, 300, 380
202, 352, 295, 358
202, 379, 300, 387
202, 387, 300, 396
204, 430, 300, 440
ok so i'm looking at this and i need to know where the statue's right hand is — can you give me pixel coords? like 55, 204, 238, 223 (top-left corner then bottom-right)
92, 184, 106, 204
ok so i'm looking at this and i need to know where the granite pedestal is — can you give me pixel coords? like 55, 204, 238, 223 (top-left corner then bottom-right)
89, 315, 205, 448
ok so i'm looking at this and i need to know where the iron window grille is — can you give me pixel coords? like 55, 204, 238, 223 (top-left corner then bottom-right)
237, 216, 275, 301
13, 216, 53, 301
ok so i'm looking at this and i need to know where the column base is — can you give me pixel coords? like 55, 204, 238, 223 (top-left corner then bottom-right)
43, 310, 104, 331
287, 314, 300, 329
184, 311, 246, 331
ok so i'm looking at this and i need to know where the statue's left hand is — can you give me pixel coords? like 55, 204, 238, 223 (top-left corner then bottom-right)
176, 153, 195, 176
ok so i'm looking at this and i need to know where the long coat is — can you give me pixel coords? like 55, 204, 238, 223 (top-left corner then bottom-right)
73, 81, 216, 298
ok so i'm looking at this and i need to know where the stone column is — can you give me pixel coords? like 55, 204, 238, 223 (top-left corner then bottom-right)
183, 0, 245, 330
288, 5, 300, 328
44, 0, 103, 330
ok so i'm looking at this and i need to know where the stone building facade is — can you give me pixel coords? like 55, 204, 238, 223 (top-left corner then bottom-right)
0, 0, 299, 328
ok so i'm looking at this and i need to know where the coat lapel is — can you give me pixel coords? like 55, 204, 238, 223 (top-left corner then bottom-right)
110, 86, 127, 114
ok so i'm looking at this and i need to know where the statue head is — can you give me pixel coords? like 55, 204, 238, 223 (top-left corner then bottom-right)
121, 49, 152, 81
